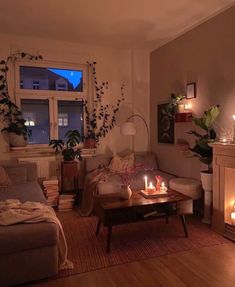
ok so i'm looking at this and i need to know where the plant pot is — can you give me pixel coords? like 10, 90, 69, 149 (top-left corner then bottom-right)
200, 171, 213, 191
200, 171, 213, 225
8, 133, 27, 147
84, 138, 96, 149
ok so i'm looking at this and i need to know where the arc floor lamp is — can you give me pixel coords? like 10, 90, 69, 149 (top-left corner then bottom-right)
120, 114, 150, 151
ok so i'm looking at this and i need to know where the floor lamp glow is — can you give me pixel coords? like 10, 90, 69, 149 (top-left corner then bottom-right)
120, 114, 150, 151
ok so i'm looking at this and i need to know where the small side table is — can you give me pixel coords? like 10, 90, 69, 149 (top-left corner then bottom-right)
61, 161, 79, 194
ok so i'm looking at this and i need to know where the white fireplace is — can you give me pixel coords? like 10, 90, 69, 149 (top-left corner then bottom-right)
211, 143, 235, 236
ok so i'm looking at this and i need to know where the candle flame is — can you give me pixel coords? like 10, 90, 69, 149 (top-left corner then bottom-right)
184, 103, 192, 110
148, 182, 154, 188
232, 115, 235, 121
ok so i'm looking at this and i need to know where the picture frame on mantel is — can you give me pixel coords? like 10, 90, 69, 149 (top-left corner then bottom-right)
186, 82, 196, 99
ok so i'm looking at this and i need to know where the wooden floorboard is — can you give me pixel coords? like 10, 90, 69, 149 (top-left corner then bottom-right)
32, 243, 235, 287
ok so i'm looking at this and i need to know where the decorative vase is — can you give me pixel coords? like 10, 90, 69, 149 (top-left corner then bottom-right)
120, 185, 132, 199
201, 171, 213, 225
8, 133, 27, 147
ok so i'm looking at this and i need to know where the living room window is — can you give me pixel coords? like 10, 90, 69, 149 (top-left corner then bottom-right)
15, 60, 87, 145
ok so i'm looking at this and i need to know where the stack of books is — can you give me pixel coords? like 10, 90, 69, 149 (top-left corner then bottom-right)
43, 177, 59, 207
81, 148, 96, 157
58, 193, 76, 211
224, 223, 235, 242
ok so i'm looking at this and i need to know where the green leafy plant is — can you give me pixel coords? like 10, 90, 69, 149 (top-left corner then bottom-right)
49, 130, 82, 161
164, 93, 186, 118
188, 105, 220, 171
0, 52, 42, 140
84, 61, 125, 144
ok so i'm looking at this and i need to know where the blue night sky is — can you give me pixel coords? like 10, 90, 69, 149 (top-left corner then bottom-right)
48, 68, 82, 89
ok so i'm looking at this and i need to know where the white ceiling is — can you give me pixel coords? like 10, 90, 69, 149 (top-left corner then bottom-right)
0, 0, 234, 50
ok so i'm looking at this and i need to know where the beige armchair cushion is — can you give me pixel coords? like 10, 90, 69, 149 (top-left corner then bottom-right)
169, 178, 202, 200
109, 153, 134, 173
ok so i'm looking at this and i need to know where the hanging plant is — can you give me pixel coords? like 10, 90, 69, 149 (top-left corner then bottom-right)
84, 61, 125, 145
0, 52, 43, 143
164, 93, 186, 118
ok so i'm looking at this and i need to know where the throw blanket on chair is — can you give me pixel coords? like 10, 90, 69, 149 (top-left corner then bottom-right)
0, 199, 73, 270
80, 168, 112, 216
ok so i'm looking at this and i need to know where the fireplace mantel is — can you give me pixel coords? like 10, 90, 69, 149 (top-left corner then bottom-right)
211, 143, 235, 234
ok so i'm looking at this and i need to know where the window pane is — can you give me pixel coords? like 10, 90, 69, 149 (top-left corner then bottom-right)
21, 99, 50, 144
58, 101, 83, 141
20, 66, 83, 92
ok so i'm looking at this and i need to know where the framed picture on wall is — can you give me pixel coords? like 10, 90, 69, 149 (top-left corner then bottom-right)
157, 103, 174, 144
186, 82, 196, 99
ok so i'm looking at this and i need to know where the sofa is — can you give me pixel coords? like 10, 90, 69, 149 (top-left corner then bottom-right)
81, 152, 178, 216
0, 162, 58, 287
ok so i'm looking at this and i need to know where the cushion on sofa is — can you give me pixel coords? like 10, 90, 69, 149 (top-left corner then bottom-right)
109, 153, 134, 172
3, 162, 38, 182
86, 155, 112, 173
0, 181, 46, 203
5, 166, 28, 184
135, 152, 158, 169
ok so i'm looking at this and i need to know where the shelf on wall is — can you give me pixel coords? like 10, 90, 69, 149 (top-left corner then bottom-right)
174, 112, 192, 123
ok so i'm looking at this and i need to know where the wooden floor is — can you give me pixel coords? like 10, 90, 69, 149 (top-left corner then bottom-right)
32, 243, 235, 287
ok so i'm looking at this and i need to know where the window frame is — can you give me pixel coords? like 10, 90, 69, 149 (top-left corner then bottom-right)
15, 60, 88, 145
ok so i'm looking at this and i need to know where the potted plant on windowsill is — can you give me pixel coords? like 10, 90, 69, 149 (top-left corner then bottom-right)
188, 105, 220, 224
0, 97, 29, 147
49, 130, 82, 162
0, 52, 42, 147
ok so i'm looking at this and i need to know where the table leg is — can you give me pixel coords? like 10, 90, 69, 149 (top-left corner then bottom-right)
180, 215, 188, 238
166, 216, 169, 224
96, 219, 101, 236
106, 226, 112, 253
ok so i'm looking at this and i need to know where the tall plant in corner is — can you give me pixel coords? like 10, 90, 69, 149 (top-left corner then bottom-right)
188, 105, 219, 224
0, 52, 43, 146
188, 105, 220, 172
83, 61, 125, 147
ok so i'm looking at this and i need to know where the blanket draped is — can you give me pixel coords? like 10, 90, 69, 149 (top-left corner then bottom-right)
80, 168, 111, 216
0, 199, 73, 270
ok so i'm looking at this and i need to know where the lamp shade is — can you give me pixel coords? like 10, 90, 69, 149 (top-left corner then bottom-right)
120, 122, 136, 136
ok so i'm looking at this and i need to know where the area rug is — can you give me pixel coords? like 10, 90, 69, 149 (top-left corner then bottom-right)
57, 210, 228, 278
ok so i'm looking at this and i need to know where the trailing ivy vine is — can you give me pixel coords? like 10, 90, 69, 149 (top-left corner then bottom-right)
84, 61, 125, 144
0, 52, 43, 139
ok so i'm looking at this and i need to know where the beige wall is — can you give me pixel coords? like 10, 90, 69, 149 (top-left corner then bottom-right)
150, 6, 235, 179
0, 34, 150, 160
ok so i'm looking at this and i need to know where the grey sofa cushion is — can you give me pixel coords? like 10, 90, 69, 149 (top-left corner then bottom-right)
3, 162, 38, 182
5, 166, 28, 183
0, 181, 46, 203
135, 152, 159, 169
0, 222, 58, 255
86, 155, 112, 173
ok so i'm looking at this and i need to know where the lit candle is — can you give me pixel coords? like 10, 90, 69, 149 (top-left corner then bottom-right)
147, 182, 156, 193
148, 182, 155, 189
184, 103, 192, 111
160, 182, 167, 193
231, 202, 235, 225
232, 115, 235, 143
144, 176, 148, 191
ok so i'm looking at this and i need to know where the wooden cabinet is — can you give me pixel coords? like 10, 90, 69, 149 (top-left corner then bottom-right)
61, 161, 79, 194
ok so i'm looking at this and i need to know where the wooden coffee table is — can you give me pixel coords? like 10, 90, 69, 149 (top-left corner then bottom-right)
93, 189, 192, 253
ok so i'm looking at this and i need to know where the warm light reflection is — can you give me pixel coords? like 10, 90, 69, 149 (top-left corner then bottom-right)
184, 103, 192, 111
